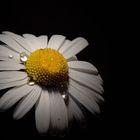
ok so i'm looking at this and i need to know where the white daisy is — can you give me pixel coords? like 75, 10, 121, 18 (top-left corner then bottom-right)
0, 31, 104, 135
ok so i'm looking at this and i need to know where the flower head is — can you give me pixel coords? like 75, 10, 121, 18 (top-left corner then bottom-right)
0, 31, 103, 135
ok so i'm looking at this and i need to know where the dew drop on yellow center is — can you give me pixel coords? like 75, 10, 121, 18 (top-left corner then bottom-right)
25, 48, 68, 86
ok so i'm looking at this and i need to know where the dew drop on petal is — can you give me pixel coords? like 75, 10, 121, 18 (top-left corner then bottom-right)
62, 94, 66, 99
8, 54, 13, 59
61, 92, 69, 101
28, 81, 35, 86
20, 52, 28, 63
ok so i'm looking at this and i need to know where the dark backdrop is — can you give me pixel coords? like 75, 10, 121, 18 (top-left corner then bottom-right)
0, 1, 113, 139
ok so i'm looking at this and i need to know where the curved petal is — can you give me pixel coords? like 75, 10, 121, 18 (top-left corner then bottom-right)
0, 71, 27, 83
0, 45, 20, 62
38, 35, 48, 48
58, 40, 71, 53
68, 83, 100, 114
0, 77, 28, 90
0, 61, 25, 70
0, 56, 10, 61
69, 78, 104, 102
23, 34, 42, 51
47, 35, 66, 50
3, 31, 33, 52
69, 69, 104, 94
50, 90, 68, 133
0, 84, 35, 110
68, 61, 98, 74
68, 96, 85, 122
0, 34, 29, 54
0, 45, 20, 63
0, 56, 21, 64
67, 56, 77, 62
13, 85, 41, 120
63, 37, 88, 59
35, 89, 50, 133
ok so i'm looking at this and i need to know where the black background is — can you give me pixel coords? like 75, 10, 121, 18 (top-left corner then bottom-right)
0, 1, 115, 139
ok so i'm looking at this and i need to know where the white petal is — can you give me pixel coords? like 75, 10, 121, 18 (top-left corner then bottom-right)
58, 40, 71, 53
50, 90, 68, 132
69, 69, 104, 94
67, 99, 73, 122
0, 56, 20, 63
63, 37, 88, 59
23, 34, 43, 51
69, 79, 100, 112
47, 35, 66, 50
0, 71, 26, 79
68, 61, 98, 74
0, 56, 21, 64
3, 31, 33, 52
68, 84, 100, 114
0, 77, 28, 90
0, 84, 34, 110
0, 71, 27, 83
68, 96, 85, 122
13, 85, 41, 120
0, 45, 20, 62
0, 34, 29, 54
67, 56, 77, 62
38, 35, 48, 48
0, 61, 25, 70
0, 56, 9, 61
35, 89, 50, 133
0, 45, 20, 61
69, 78, 104, 102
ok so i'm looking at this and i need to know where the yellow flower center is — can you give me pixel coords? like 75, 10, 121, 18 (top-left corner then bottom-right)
25, 48, 68, 86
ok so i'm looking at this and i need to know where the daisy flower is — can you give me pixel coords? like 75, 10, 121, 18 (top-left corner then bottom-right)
0, 31, 103, 135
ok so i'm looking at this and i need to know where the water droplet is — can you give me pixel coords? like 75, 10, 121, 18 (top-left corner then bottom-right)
28, 81, 35, 86
62, 92, 69, 100
20, 52, 28, 63
8, 54, 13, 59
61, 92, 69, 105
62, 94, 66, 99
